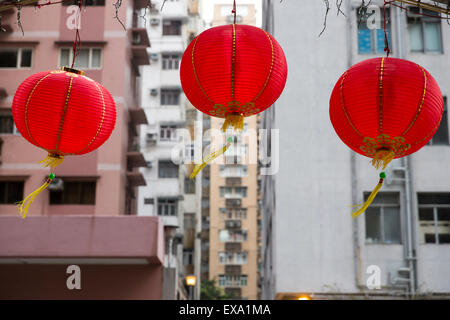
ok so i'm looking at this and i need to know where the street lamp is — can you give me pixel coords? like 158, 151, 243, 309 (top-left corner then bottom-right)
297, 295, 312, 300
185, 275, 197, 300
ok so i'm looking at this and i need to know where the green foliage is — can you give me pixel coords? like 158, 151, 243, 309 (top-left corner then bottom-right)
200, 279, 235, 300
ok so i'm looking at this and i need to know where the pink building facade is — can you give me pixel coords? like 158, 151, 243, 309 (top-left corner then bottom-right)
0, 0, 164, 299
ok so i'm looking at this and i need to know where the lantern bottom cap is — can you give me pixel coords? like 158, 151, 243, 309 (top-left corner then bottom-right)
371, 148, 395, 170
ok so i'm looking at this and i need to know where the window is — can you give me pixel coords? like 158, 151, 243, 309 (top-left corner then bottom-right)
220, 208, 247, 220
220, 186, 247, 198
157, 198, 177, 216
160, 89, 180, 105
219, 165, 248, 177
218, 275, 247, 287
184, 178, 195, 194
184, 213, 195, 229
357, 8, 391, 54
219, 251, 247, 265
160, 125, 177, 141
0, 48, 32, 69
144, 198, 154, 205
418, 193, 450, 244
63, 0, 105, 5
407, 7, 442, 53
0, 112, 17, 134
158, 161, 178, 178
184, 143, 195, 161
365, 192, 401, 244
0, 181, 24, 204
59, 48, 102, 69
49, 180, 96, 205
428, 97, 448, 145
219, 229, 247, 242
162, 54, 181, 70
163, 20, 182, 36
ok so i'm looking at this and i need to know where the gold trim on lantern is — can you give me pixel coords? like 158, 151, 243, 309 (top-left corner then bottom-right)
360, 134, 411, 159
378, 57, 385, 134
402, 66, 428, 136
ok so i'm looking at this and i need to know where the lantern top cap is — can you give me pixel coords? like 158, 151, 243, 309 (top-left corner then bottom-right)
61, 66, 85, 76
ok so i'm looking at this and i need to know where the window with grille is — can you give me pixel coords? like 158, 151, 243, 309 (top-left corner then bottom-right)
49, 180, 96, 205
160, 89, 180, 105
162, 54, 181, 70
157, 198, 177, 216
163, 20, 182, 35
428, 97, 448, 146
357, 7, 391, 54
418, 193, 450, 244
0, 181, 24, 204
407, 7, 442, 53
160, 125, 177, 141
158, 161, 178, 178
0, 48, 32, 69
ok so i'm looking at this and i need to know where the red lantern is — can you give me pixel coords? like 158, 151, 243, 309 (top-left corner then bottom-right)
180, 24, 287, 177
12, 67, 116, 217
330, 57, 444, 217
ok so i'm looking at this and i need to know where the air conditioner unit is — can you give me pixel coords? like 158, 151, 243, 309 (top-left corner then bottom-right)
48, 178, 64, 191
146, 161, 153, 168
150, 88, 158, 96
150, 53, 159, 61
150, 18, 159, 26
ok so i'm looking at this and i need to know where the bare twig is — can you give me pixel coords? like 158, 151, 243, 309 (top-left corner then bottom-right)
113, 0, 126, 31
318, 0, 330, 37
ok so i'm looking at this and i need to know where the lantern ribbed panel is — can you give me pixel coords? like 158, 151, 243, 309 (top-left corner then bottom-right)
330, 57, 444, 159
180, 24, 287, 118
12, 70, 116, 156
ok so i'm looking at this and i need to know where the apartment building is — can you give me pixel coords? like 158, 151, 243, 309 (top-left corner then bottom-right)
261, 0, 450, 299
201, 3, 259, 300
0, 1, 167, 299
137, 0, 203, 300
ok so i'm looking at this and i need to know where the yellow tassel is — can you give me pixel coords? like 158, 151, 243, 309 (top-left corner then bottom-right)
351, 172, 386, 218
221, 113, 244, 133
39, 153, 64, 168
190, 137, 233, 179
371, 148, 395, 170
16, 173, 55, 219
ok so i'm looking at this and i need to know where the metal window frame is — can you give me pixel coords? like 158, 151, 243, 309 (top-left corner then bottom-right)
59, 47, 103, 70
407, 7, 443, 54
365, 194, 401, 244
418, 203, 450, 244
0, 47, 33, 69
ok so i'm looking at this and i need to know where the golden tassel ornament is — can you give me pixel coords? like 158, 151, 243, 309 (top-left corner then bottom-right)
190, 137, 234, 179
17, 173, 55, 219
221, 112, 244, 132
351, 172, 386, 218
371, 148, 395, 170
39, 153, 65, 168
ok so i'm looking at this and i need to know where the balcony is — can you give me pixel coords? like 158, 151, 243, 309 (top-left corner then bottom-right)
226, 199, 242, 208
127, 151, 147, 169
129, 107, 148, 125
225, 265, 242, 275
131, 29, 150, 66
126, 171, 146, 187
225, 242, 242, 251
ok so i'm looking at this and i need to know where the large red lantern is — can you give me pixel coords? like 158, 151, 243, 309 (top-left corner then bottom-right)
12, 67, 116, 217
330, 57, 444, 217
180, 24, 287, 177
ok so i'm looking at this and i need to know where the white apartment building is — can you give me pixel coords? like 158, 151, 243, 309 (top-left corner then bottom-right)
137, 0, 204, 300
261, 0, 450, 299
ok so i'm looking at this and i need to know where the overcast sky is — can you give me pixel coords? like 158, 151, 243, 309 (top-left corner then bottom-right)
201, 0, 262, 27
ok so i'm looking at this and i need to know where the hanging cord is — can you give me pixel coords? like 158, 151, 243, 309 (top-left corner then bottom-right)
232, 0, 237, 24
351, 172, 386, 218
383, 0, 391, 57
71, 0, 83, 68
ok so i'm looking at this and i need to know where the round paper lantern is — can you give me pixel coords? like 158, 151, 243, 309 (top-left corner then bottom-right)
12, 67, 116, 217
180, 24, 287, 177
330, 57, 444, 217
